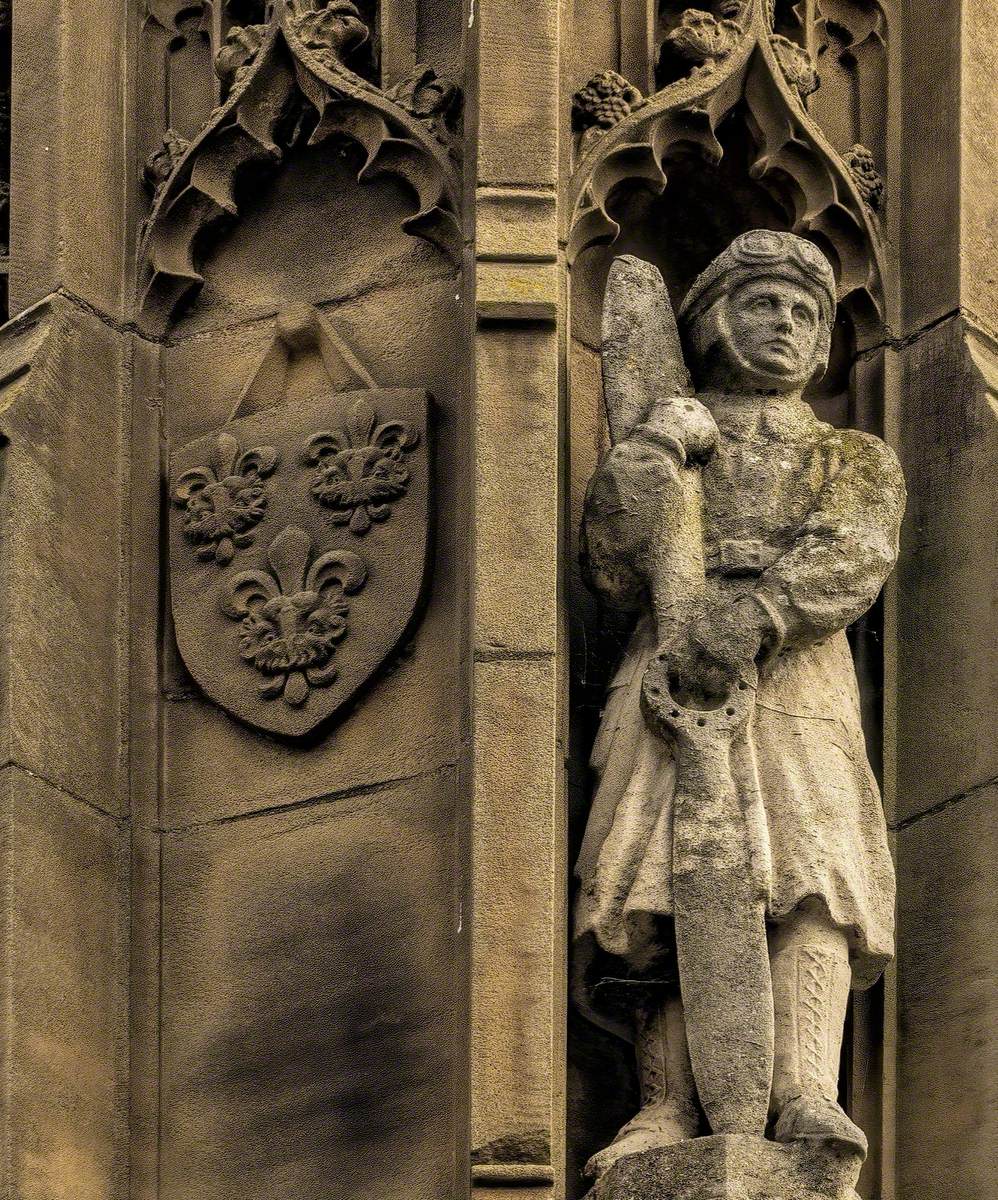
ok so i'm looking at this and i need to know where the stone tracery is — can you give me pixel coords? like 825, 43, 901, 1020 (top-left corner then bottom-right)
139, 0, 463, 331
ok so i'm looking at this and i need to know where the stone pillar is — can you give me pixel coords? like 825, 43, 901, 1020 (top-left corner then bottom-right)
0, 2, 135, 1196
892, 3, 998, 1197
470, 1, 566, 1196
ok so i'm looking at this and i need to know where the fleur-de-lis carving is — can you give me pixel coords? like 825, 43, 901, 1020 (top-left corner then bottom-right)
286, 0, 371, 70
173, 431, 279, 565
220, 526, 367, 707
303, 397, 420, 535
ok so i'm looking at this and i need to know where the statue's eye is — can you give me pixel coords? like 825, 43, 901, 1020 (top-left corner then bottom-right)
793, 304, 816, 324
751, 295, 775, 310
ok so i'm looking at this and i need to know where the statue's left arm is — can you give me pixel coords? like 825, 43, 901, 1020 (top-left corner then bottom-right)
749, 430, 906, 656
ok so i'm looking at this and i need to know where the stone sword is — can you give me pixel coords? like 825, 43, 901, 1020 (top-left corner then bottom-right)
602, 255, 774, 1136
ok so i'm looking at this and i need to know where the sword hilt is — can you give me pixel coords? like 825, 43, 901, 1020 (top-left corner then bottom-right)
640, 652, 758, 749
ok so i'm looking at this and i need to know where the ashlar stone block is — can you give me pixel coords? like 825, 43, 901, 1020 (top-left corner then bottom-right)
159, 770, 463, 1200
0, 299, 129, 814
589, 1137, 862, 1200
0, 767, 129, 1200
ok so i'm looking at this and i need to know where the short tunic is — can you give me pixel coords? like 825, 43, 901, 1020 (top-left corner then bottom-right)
573, 393, 905, 1038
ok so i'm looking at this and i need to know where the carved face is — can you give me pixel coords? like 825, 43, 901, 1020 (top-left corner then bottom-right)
725, 278, 822, 388
237, 590, 349, 675
311, 444, 411, 512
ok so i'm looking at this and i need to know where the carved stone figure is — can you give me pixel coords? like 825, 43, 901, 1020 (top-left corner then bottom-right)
574, 231, 905, 1190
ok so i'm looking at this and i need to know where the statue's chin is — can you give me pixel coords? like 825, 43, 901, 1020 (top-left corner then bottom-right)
742, 363, 809, 392
712, 342, 809, 392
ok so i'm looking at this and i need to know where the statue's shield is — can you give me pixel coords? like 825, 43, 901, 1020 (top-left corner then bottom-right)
169, 389, 430, 738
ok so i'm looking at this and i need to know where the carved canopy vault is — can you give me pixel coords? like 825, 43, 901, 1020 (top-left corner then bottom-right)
138, 0, 462, 332
564, 2, 898, 1191
568, 0, 886, 359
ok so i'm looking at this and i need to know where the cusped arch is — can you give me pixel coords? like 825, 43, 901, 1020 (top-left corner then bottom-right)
138, 0, 462, 333
567, 0, 885, 347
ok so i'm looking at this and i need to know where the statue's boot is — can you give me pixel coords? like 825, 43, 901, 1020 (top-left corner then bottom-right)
584, 994, 699, 1180
770, 908, 868, 1159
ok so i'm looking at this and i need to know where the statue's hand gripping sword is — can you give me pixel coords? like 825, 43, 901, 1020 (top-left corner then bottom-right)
602, 255, 774, 1136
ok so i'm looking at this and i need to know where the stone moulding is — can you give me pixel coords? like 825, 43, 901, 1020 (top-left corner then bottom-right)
137, 0, 462, 332
566, 0, 885, 346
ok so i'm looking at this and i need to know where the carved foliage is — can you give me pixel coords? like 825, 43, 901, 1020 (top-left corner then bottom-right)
770, 33, 819, 101
304, 397, 420, 535
285, 0, 371, 72
666, 9, 744, 70
386, 66, 463, 143
215, 22, 268, 92
143, 128, 190, 202
221, 525, 366, 706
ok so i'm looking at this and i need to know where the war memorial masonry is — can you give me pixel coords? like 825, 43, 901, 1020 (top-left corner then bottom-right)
0, 2, 994, 1199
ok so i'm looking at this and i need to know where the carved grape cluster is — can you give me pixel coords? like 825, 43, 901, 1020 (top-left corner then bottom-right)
573, 71, 644, 131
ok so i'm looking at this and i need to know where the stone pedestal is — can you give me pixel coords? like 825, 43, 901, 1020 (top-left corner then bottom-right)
588, 1137, 863, 1200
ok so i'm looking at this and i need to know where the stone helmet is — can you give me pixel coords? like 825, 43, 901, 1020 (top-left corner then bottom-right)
678, 229, 837, 389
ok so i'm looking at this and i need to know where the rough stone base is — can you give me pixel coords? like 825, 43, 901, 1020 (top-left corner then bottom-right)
587, 1135, 863, 1200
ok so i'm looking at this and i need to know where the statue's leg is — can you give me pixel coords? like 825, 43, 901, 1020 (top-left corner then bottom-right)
769, 907, 867, 1157
584, 991, 699, 1179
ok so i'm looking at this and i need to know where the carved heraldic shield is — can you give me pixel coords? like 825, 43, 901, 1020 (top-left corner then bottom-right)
169, 389, 430, 737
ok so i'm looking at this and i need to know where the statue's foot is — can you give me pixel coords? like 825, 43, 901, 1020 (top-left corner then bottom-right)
584, 1102, 698, 1180
774, 1094, 868, 1159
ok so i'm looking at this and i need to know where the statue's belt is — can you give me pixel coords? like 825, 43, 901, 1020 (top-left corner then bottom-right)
706, 537, 782, 577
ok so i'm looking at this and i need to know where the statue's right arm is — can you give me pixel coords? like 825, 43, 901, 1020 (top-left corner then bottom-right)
580, 435, 683, 612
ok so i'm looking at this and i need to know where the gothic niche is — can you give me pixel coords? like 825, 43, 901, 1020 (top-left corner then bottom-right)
142, 1, 216, 154
140, 0, 464, 739
566, 1, 895, 1195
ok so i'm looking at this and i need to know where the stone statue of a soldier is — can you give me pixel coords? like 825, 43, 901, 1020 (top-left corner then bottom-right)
574, 230, 905, 1183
